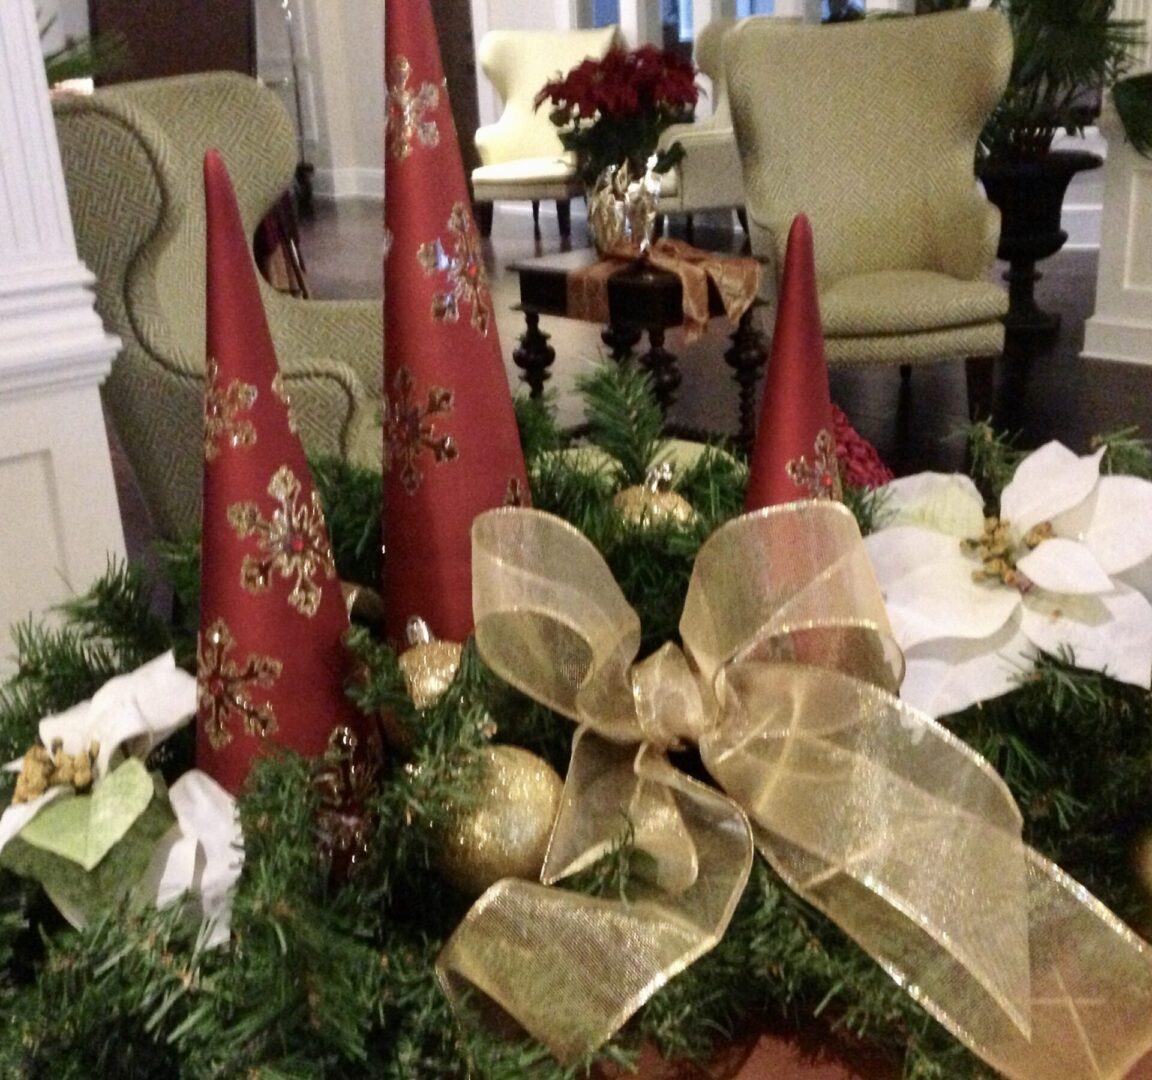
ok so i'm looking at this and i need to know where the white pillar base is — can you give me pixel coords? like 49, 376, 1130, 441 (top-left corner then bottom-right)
0, 0, 125, 675
1082, 96, 1152, 366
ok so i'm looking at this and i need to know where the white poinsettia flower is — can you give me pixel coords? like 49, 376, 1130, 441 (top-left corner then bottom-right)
0, 651, 197, 852
2, 653, 243, 945
865, 442, 1152, 718
136, 770, 243, 947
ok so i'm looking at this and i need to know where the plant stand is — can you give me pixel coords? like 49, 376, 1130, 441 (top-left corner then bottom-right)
979, 149, 1103, 335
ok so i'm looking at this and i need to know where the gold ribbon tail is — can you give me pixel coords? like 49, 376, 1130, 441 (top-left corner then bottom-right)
437, 729, 752, 1064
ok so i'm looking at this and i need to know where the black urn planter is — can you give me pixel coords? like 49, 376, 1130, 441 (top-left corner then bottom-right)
979, 149, 1103, 335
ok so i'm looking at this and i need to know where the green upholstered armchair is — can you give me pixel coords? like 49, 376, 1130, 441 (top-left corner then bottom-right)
53, 72, 382, 540
726, 11, 1013, 416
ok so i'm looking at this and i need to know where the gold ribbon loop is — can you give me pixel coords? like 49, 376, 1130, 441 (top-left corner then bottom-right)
440, 503, 1152, 1078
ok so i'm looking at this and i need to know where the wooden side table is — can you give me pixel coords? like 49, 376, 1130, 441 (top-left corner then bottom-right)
509, 249, 767, 450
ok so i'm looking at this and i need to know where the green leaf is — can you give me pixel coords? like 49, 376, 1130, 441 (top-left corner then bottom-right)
17, 758, 155, 870
0, 791, 174, 927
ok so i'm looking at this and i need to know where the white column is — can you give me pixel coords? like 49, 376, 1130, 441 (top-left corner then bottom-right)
1115, 0, 1152, 69
1082, 94, 1152, 365
618, 0, 663, 45
0, 0, 124, 673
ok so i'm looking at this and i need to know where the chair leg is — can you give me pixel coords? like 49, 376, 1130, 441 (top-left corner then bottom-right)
475, 201, 494, 238
965, 355, 996, 421
655, 213, 666, 240
531, 200, 541, 238
685, 213, 695, 245
556, 199, 571, 237
736, 208, 749, 236
899, 363, 911, 382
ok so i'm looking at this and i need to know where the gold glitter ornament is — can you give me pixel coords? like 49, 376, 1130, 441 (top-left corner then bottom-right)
435, 746, 564, 897
613, 462, 696, 528
397, 616, 463, 709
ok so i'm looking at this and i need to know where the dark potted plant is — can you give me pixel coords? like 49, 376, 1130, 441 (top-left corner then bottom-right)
975, 0, 1152, 333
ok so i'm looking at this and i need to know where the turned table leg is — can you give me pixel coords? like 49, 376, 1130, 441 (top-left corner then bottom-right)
512, 306, 555, 399
602, 323, 643, 361
640, 325, 682, 417
725, 306, 768, 452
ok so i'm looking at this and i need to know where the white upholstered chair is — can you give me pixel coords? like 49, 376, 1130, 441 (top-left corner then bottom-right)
727, 10, 1013, 416
656, 18, 747, 238
471, 26, 621, 238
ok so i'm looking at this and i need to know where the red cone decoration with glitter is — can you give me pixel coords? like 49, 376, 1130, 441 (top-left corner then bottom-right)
198, 150, 366, 795
745, 214, 841, 510
382, 0, 529, 646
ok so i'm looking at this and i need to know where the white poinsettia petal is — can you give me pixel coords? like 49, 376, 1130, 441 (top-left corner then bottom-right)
898, 615, 1033, 718
1119, 557, 1152, 603
1016, 538, 1113, 595
865, 525, 966, 585
873, 472, 986, 537
38, 652, 196, 779
136, 824, 199, 912
869, 540, 1020, 648
169, 770, 243, 947
1001, 442, 1105, 534
1054, 475, 1152, 576
1021, 584, 1152, 687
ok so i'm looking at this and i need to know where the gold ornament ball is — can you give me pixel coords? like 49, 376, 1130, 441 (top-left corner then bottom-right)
613, 484, 696, 528
435, 746, 564, 897
398, 616, 463, 710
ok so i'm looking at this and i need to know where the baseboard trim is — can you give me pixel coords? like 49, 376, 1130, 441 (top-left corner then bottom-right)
1082, 314, 1152, 365
314, 167, 384, 201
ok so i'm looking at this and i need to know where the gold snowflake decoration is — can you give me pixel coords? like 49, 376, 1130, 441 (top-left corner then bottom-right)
386, 55, 440, 161
417, 202, 492, 335
197, 618, 282, 750
271, 372, 298, 434
204, 356, 257, 461
786, 428, 843, 501
384, 366, 458, 495
227, 465, 336, 617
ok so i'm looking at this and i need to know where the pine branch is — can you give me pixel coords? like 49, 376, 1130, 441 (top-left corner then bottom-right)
578, 363, 666, 485
1093, 426, 1152, 479
964, 421, 1024, 503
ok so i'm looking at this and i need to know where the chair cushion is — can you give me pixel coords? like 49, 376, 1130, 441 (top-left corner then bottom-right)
820, 270, 1008, 337
472, 158, 577, 185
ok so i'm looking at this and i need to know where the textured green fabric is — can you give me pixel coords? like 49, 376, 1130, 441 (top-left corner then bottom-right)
54, 72, 382, 540
727, 11, 1013, 371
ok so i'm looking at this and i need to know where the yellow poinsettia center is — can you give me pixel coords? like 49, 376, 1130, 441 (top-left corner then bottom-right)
962, 516, 1054, 590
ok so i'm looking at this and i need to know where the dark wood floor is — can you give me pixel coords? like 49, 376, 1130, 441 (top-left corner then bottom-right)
300, 198, 1152, 477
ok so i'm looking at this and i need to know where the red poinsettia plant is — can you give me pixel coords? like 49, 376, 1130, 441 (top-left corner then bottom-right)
534, 45, 700, 187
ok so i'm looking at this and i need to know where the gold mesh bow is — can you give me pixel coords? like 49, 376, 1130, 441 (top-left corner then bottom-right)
437, 504, 1152, 1078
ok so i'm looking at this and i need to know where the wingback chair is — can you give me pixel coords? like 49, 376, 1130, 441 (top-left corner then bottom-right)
472, 25, 622, 238
726, 10, 1013, 417
656, 17, 747, 238
53, 72, 382, 541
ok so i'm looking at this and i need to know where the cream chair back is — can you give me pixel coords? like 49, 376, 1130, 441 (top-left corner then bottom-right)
727, 10, 1011, 284
476, 25, 623, 164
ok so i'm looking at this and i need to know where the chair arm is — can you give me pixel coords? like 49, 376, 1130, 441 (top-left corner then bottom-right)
659, 122, 736, 154
932, 190, 1001, 281
104, 339, 379, 540
279, 362, 382, 473
261, 287, 384, 402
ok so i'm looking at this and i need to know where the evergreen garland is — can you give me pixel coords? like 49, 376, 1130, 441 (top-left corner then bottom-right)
0, 370, 1149, 1077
